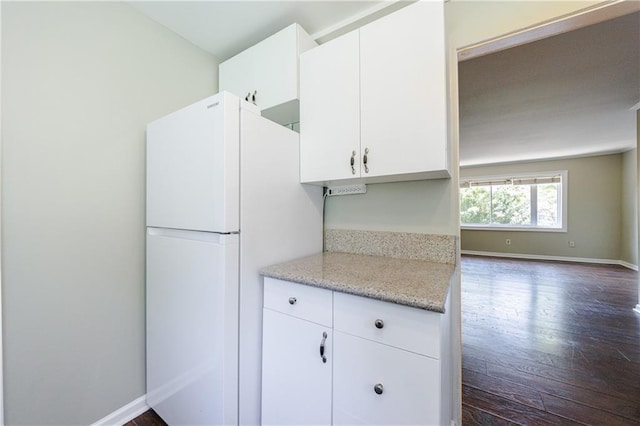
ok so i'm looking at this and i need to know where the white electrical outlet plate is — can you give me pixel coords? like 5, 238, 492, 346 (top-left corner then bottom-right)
326, 184, 367, 196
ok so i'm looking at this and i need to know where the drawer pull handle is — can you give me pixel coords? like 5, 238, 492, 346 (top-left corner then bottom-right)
319, 332, 327, 363
288, 297, 297, 305
363, 148, 370, 174
374, 319, 384, 329
374, 383, 384, 395
350, 151, 357, 175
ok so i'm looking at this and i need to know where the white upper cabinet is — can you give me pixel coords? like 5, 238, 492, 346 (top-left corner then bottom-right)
360, 1, 448, 179
299, 31, 360, 183
219, 23, 317, 126
300, 1, 450, 186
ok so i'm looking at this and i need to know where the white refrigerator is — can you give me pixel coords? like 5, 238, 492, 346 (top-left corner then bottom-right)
145, 91, 323, 425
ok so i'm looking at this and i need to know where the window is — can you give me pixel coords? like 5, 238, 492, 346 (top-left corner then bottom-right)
460, 171, 567, 231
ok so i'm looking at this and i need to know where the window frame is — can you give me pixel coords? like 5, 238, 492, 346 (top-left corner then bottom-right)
460, 170, 568, 232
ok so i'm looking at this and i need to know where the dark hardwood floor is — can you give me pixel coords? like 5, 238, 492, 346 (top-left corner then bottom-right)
124, 409, 166, 426
462, 255, 640, 425
129, 255, 640, 426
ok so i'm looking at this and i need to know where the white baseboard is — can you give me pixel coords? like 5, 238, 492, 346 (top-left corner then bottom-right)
90, 395, 149, 426
619, 260, 639, 271
461, 250, 639, 271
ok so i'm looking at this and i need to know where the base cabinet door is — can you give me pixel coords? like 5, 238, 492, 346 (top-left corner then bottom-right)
261, 308, 332, 425
333, 331, 442, 426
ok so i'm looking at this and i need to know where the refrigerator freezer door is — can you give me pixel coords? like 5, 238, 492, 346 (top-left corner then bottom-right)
146, 92, 240, 233
146, 227, 240, 425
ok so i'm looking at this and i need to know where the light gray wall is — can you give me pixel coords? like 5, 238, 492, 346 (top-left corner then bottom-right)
461, 154, 624, 261
1, 2, 217, 424
325, 179, 457, 234
622, 149, 638, 266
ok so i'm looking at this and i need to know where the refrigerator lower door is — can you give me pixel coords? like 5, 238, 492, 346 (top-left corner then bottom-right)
146, 227, 239, 425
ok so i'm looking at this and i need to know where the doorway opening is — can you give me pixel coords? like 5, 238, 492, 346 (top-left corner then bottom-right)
456, 4, 640, 423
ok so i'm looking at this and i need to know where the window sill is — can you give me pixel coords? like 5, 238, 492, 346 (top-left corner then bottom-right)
461, 225, 567, 233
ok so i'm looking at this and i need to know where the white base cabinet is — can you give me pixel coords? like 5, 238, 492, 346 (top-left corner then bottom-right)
262, 278, 333, 426
261, 309, 332, 426
262, 277, 451, 426
333, 332, 441, 426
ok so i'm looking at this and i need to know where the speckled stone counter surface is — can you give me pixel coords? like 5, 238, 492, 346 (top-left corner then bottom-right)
261, 252, 454, 312
261, 230, 456, 313
325, 229, 456, 264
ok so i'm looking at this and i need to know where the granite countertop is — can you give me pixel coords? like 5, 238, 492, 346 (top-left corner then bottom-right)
260, 251, 455, 313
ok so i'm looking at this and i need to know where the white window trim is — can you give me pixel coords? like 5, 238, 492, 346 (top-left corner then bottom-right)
460, 170, 568, 232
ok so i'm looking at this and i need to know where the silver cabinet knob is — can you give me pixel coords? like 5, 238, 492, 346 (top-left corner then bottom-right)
374, 319, 384, 329
374, 383, 384, 395
288, 297, 297, 305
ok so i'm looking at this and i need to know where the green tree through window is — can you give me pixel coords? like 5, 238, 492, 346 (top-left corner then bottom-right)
460, 173, 564, 229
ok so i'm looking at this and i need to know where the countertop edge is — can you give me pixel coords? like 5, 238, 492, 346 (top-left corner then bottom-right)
260, 252, 454, 314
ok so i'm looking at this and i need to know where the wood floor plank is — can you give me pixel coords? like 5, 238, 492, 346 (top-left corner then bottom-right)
462, 311, 640, 351
462, 404, 516, 426
462, 255, 640, 425
540, 393, 639, 426
484, 360, 640, 421
465, 341, 640, 400
463, 352, 488, 374
463, 368, 546, 410
124, 410, 167, 426
463, 386, 580, 425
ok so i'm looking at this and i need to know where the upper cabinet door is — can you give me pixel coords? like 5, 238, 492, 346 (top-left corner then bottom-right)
300, 31, 360, 184
360, 1, 448, 178
219, 24, 317, 125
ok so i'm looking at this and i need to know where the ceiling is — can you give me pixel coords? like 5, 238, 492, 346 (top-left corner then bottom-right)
458, 12, 639, 167
130, 2, 639, 168
129, 1, 399, 61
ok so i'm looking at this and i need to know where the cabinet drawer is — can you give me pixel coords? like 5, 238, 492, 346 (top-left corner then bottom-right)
334, 291, 441, 358
333, 331, 442, 426
263, 278, 332, 327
